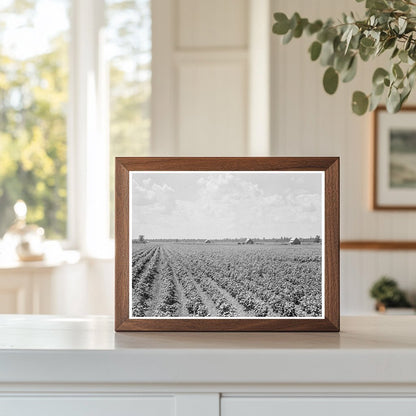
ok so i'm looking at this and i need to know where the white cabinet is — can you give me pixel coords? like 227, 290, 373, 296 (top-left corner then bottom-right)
1, 397, 175, 416
0, 316, 415, 416
221, 398, 416, 416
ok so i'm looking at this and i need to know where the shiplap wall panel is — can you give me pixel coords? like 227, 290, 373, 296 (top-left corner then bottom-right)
177, 61, 247, 156
177, 0, 248, 49
174, 0, 248, 156
271, 0, 416, 314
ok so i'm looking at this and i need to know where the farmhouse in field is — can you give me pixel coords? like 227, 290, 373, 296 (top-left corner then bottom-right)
204, 239, 211, 244
245, 238, 254, 245
137, 235, 146, 243
289, 237, 301, 245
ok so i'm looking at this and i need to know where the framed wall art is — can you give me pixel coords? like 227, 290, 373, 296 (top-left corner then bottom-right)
374, 106, 416, 210
115, 157, 339, 331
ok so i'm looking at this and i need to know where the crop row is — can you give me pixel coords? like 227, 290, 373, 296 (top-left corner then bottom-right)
131, 247, 160, 317
168, 244, 322, 317
163, 249, 209, 317
149, 251, 180, 317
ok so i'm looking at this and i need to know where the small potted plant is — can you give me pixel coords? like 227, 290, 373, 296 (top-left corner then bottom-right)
369, 276, 414, 313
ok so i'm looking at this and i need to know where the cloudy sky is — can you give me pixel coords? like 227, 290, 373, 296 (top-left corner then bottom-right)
130, 171, 323, 239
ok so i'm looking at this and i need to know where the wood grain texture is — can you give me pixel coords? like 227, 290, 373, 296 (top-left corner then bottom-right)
114, 157, 340, 332
341, 241, 416, 250
325, 158, 340, 331
115, 160, 130, 330
373, 106, 416, 210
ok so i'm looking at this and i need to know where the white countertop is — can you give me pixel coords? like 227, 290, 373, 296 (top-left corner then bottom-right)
0, 315, 415, 386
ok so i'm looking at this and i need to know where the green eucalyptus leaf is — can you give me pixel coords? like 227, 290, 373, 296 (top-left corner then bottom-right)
273, 13, 290, 34
387, 87, 401, 113
361, 37, 375, 48
359, 44, 375, 61
347, 13, 356, 24
323, 67, 339, 94
408, 70, 416, 88
334, 52, 351, 72
350, 32, 361, 49
405, 34, 413, 51
408, 63, 416, 78
282, 29, 293, 44
399, 49, 408, 63
401, 87, 411, 106
366, 0, 388, 10
369, 92, 383, 111
317, 29, 328, 43
342, 56, 358, 82
393, 63, 404, 79
391, 47, 399, 59
333, 35, 341, 51
409, 44, 416, 60
369, 30, 381, 44
341, 26, 352, 42
307, 20, 323, 35
374, 82, 385, 96
293, 18, 309, 37
383, 37, 396, 50
393, 0, 409, 11
342, 25, 359, 53
320, 40, 335, 66
391, 21, 400, 34
290, 12, 301, 29
309, 41, 322, 61
352, 91, 369, 115
398, 17, 407, 34
397, 79, 405, 89
372, 67, 389, 85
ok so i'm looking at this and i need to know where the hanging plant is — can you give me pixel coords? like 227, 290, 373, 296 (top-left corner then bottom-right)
272, 0, 416, 115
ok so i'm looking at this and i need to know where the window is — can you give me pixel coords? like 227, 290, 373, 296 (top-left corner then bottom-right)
0, 0, 151, 251
106, 0, 151, 237
0, 0, 70, 239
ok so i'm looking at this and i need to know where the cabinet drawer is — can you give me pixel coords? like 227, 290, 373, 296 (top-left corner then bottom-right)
0, 396, 174, 416
221, 397, 416, 416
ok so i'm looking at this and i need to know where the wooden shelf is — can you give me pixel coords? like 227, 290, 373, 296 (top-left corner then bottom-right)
340, 241, 416, 250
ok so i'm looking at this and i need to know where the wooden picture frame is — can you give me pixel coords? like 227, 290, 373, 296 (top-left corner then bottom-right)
373, 106, 416, 210
115, 157, 339, 332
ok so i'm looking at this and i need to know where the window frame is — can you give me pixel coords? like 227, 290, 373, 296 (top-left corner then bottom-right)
67, 0, 111, 257
1, 0, 154, 257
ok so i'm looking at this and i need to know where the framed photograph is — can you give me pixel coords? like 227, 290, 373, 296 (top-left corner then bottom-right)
115, 157, 339, 332
374, 106, 416, 209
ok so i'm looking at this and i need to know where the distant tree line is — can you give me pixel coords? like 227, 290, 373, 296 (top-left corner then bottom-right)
134, 235, 322, 244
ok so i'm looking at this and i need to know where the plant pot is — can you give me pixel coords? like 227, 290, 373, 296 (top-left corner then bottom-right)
375, 303, 416, 315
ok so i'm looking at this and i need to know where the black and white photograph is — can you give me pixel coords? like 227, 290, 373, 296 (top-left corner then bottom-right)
129, 171, 324, 319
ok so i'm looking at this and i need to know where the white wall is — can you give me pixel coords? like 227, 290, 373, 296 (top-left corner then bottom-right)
56, 0, 416, 316
152, 0, 252, 156
271, 0, 416, 313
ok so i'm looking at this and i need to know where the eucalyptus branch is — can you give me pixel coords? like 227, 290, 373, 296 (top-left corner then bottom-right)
272, 0, 416, 115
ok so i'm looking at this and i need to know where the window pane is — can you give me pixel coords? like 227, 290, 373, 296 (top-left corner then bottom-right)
0, 0, 70, 239
106, 0, 151, 237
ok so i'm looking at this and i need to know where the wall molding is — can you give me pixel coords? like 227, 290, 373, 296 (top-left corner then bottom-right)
340, 241, 416, 250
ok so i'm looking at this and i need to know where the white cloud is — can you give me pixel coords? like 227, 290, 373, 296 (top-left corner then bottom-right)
131, 172, 323, 239
132, 177, 176, 213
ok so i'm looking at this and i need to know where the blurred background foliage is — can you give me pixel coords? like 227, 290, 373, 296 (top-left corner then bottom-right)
0, 0, 69, 238
0, 0, 151, 239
